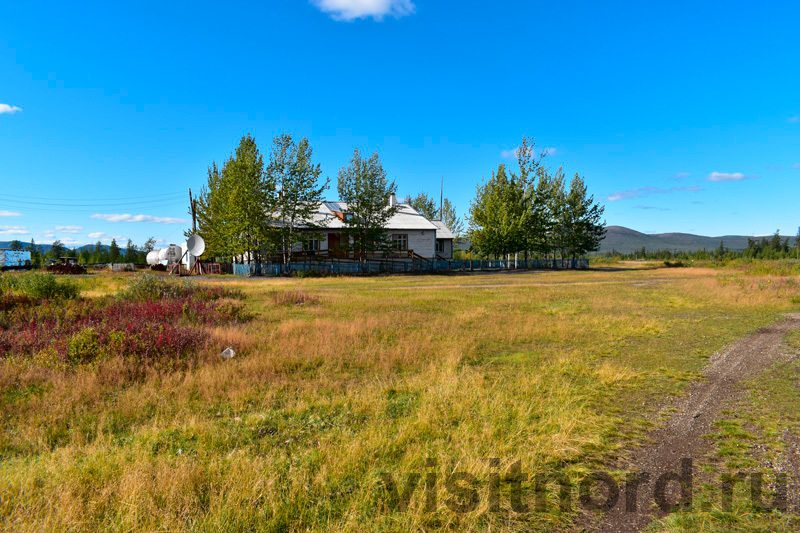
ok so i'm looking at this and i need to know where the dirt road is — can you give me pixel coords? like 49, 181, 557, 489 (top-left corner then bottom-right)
593, 313, 800, 532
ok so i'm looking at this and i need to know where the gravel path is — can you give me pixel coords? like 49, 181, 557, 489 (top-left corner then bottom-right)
593, 313, 800, 532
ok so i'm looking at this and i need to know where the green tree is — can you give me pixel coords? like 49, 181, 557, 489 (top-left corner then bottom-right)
124, 239, 137, 262
267, 134, 328, 267
440, 198, 464, 237
27, 239, 42, 266
109, 239, 122, 263
90, 241, 106, 263
195, 134, 276, 262
512, 136, 548, 257
467, 164, 528, 259
407, 192, 438, 219
8, 240, 23, 251
336, 149, 399, 261
47, 240, 67, 262
558, 173, 606, 259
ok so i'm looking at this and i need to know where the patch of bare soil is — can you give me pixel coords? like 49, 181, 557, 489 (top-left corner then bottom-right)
591, 313, 800, 533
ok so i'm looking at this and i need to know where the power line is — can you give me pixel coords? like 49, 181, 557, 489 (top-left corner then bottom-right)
0, 200, 187, 214
0, 191, 186, 202
0, 196, 187, 208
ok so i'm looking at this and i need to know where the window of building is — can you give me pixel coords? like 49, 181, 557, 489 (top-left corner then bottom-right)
436, 239, 445, 253
303, 238, 320, 252
391, 234, 408, 251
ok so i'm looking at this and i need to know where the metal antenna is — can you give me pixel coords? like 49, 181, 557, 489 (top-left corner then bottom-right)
189, 188, 197, 233
439, 177, 443, 219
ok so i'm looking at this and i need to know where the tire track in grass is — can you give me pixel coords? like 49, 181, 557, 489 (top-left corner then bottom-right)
593, 313, 800, 533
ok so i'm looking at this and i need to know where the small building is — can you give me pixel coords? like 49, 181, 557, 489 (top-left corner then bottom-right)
280, 195, 456, 261
431, 220, 455, 259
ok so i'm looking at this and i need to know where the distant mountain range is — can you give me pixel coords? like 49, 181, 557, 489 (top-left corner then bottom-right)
599, 226, 796, 254
0, 242, 105, 253
3, 226, 796, 256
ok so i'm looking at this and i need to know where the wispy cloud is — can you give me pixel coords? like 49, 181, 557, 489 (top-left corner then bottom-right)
87, 232, 125, 243
0, 225, 28, 236
605, 186, 702, 202
501, 146, 557, 159
59, 237, 87, 246
671, 172, 691, 180
634, 205, 672, 211
706, 171, 752, 182
793, 163, 800, 169
0, 104, 22, 115
0, 210, 22, 217
311, 0, 415, 21
788, 115, 799, 124
91, 214, 188, 224
55, 225, 83, 234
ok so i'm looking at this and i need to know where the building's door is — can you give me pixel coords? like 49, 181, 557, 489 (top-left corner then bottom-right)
328, 233, 341, 256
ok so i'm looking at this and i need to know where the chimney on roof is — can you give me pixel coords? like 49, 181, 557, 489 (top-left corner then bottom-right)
389, 193, 397, 207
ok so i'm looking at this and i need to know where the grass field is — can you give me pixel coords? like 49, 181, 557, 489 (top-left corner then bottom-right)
1, 265, 799, 532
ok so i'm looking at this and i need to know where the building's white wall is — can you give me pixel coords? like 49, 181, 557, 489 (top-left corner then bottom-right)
293, 229, 436, 259
398, 229, 436, 259
290, 233, 329, 253
436, 239, 453, 259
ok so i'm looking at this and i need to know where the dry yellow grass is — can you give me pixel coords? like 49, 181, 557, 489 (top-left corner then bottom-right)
1, 265, 798, 531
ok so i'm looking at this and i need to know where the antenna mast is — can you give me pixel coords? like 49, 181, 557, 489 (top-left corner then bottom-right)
189, 188, 197, 233
439, 177, 443, 219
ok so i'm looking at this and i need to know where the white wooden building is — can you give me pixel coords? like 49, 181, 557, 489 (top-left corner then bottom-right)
285, 194, 454, 261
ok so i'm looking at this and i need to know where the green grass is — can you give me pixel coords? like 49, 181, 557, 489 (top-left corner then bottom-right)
1, 266, 799, 531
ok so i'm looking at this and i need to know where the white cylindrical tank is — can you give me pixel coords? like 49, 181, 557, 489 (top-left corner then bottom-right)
164, 244, 182, 263
157, 248, 168, 262
146, 250, 160, 265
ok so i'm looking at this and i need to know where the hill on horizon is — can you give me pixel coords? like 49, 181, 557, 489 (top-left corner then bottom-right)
3, 226, 797, 256
600, 226, 797, 254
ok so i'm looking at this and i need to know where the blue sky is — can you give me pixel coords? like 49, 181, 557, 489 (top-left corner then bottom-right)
1, 0, 799, 247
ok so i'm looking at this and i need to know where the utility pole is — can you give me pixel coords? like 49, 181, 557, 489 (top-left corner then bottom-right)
188, 188, 197, 233
439, 176, 443, 219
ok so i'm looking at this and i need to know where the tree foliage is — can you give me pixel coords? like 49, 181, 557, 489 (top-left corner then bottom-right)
407, 192, 438, 219
336, 149, 399, 260
195, 134, 275, 261
468, 136, 605, 259
267, 134, 329, 266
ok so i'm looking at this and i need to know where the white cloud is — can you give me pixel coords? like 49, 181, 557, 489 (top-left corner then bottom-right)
87, 232, 125, 243
672, 172, 691, 180
91, 213, 188, 224
605, 186, 702, 202
793, 163, 800, 169
311, 0, 415, 21
0, 104, 22, 115
0, 225, 29, 236
707, 171, 750, 182
501, 146, 557, 159
55, 225, 83, 234
788, 115, 799, 124
59, 237, 86, 246
0, 210, 22, 217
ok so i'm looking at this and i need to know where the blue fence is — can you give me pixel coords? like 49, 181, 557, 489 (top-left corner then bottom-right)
233, 258, 589, 277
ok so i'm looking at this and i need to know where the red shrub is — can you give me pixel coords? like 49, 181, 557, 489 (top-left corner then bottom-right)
0, 293, 247, 365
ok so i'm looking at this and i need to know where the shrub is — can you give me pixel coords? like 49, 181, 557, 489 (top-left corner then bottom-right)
11, 272, 80, 300
67, 327, 103, 364
121, 273, 242, 301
